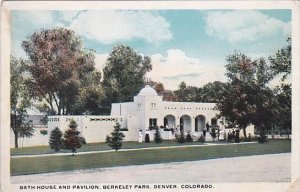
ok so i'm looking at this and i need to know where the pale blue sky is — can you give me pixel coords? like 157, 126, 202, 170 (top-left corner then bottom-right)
11, 9, 291, 90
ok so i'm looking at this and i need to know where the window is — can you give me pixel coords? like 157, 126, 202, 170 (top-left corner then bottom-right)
151, 102, 156, 108
149, 118, 157, 128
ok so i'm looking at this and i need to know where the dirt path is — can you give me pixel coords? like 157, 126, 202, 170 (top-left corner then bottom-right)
11, 153, 290, 183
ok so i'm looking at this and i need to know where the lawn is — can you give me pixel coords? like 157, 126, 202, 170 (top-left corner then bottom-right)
11, 140, 290, 176
11, 140, 221, 156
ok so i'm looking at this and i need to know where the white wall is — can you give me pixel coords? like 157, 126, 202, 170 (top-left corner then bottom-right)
10, 128, 48, 148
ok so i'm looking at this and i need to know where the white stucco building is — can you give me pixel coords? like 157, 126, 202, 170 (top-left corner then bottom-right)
47, 85, 254, 143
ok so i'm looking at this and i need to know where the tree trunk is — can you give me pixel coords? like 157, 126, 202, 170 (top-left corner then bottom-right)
14, 133, 19, 148
243, 127, 247, 140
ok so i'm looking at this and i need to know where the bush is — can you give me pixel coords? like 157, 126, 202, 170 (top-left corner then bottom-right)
258, 135, 268, 143
80, 137, 86, 145
186, 132, 193, 142
176, 131, 185, 144
210, 128, 217, 142
235, 130, 240, 143
40, 130, 48, 135
149, 126, 157, 131
120, 128, 128, 131
154, 128, 163, 144
145, 134, 150, 143
105, 135, 110, 143
198, 134, 205, 143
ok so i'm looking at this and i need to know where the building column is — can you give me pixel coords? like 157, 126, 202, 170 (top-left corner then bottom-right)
175, 116, 180, 133
191, 117, 195, 132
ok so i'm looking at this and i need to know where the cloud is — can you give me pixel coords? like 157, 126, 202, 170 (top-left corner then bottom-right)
11, 11, 63, 58
94, 53, 109, 72
93, 49, 226, 90
204, 10, 291, 44
147, 49, 226, 90
164, 73, 203, 80
67, 10, 172, 44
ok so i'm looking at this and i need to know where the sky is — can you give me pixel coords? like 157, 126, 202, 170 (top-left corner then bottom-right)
11, 9, 291, 90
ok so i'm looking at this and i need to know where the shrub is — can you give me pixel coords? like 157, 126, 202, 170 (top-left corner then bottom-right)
80, 137, 87, 145
235, 130, 240, 143
258, 135, 268, 143
198, 134, 205, 143
105, 135, 110, 143
176, 131, 185, 144
40, 130, 48, 135
49, 127, 63, 152
145, 134, 150, 143
186, 132, 193, 142
210, 128, 217, 142
154, 128, 163, 144
120, 128, 128, 131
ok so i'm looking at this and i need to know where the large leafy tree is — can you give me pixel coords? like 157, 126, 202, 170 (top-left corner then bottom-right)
10, 56, 34, 148
174, 82, 200, 102
22, 27, 98, 115
101, 45, 152, 112
197, 81, 227, 103
217, 52, 277, 139
269, 38, 291, 81
269, 38, 291, 136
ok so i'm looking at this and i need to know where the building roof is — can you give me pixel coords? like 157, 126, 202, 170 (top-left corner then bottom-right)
138, 85, 157, 96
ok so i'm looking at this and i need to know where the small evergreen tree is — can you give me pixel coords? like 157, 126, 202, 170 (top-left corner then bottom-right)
145, 134, 150, 143
106, 123, 125, 151
154, 128, 163, 144
210, 128, 217, 142
198, 134, 205, 143
176, 131, 185, 144
63, 120, 84, 156
186, 132, 193, 142
49, 127, 63, 152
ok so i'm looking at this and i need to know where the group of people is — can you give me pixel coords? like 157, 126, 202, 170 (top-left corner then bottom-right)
227, 129, 240, 143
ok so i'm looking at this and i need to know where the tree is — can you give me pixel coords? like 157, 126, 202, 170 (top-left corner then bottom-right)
197, 81, 227, 103
216, 52, 276, 140
101, 45, 152, 112
22, 27, 98, 115
198, 134, 205, 143
10, 56, 33, 148
186, 132, 193, 142
63, 120, 84, 155
210, 127, 217, 142
269, 38, 291, 81
154, 82, 165, 96
274, 84, 291, 138
269, 38, 291, 138
154, 128, 163, 144
145, 134, 150, 143
176, 131, 185, 144
71, 71, 105, 115
18, 120, 34, 147
49, 127, 63, 152
106, 123, 125, 151
174, 82, 187, 102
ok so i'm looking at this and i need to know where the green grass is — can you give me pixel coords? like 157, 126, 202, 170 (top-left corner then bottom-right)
11, 140, 291, 176
11, 140, 222, 156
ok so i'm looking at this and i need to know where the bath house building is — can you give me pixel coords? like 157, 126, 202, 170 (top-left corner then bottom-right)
48, 85, 254, 143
